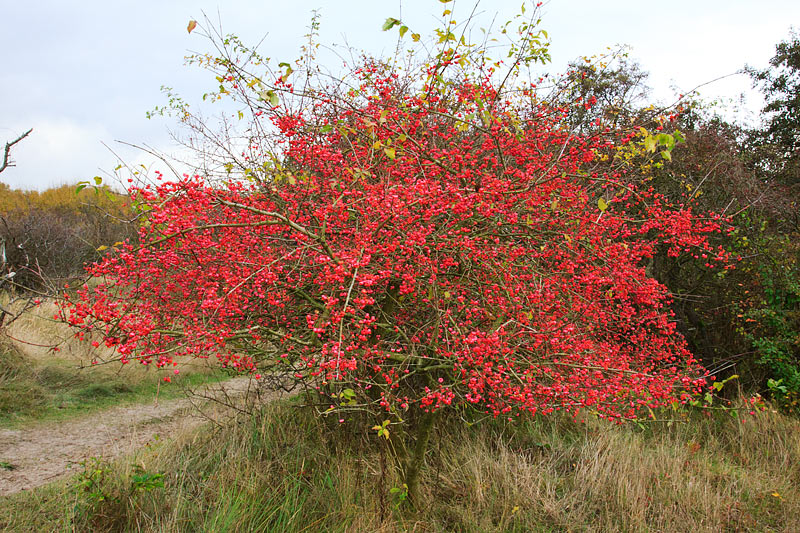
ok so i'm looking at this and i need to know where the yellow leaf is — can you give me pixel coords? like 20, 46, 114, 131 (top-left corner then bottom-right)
187, 20, 197, 33
384, 147, 396, 159
372, 140, 383, 149
96, 245, 108, 251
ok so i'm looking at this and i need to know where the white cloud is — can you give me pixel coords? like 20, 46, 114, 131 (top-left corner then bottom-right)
2, 0, 799, 191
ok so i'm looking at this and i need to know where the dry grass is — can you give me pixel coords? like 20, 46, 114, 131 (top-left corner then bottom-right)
428, 409, 800, 532
0, 342, 227, 427
1, 398, 797, 532
0, 298, 229, 426
2, 297, 86, 362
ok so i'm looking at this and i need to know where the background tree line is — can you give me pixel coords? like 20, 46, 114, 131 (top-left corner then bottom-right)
548, 34, 799, 410
0, 183, 135, 292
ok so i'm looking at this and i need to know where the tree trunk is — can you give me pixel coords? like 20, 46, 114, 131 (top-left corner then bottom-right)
404, 409, 438, 509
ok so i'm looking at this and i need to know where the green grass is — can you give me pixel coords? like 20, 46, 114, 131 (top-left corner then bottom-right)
1, 396, 798, 532
0, 342, 230, 428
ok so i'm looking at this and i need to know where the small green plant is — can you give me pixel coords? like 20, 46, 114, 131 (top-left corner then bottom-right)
768, 378, 788, 396
72, 457, 112, 505
0, 460, 16, 471
767, 377, 799, 412
130, 465, 165, 492
389, 483, 408, 508
372, 419, 392, 440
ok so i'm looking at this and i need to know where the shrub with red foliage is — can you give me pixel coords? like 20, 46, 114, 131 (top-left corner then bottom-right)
62, 70, 729, 423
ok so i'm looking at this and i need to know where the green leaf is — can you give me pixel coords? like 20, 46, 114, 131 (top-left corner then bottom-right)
320, 124, 333, 134
382, 18, 401, 31
75, 183, 88, 194
661, 150, 672, 162
658, 133, 675, 150
399, 25, 408, 38
93, 176, 103, 186
598, 197, 608, 212
644, 136, 657, 153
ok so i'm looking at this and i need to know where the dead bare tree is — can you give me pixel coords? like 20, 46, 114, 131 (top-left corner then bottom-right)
1, 128, 33, 330
0, 128, 32, 174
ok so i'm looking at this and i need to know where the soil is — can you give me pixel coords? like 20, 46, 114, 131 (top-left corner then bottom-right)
0, 377, 269, 496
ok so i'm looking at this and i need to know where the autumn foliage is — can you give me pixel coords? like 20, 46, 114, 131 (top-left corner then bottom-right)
63, 61, 731, 423
0, 184, 134, 290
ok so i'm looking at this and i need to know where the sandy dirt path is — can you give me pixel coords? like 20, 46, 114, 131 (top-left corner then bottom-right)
0, 377, 263, 496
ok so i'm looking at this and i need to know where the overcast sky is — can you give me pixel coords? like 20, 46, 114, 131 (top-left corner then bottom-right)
1, 0, 797, 191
